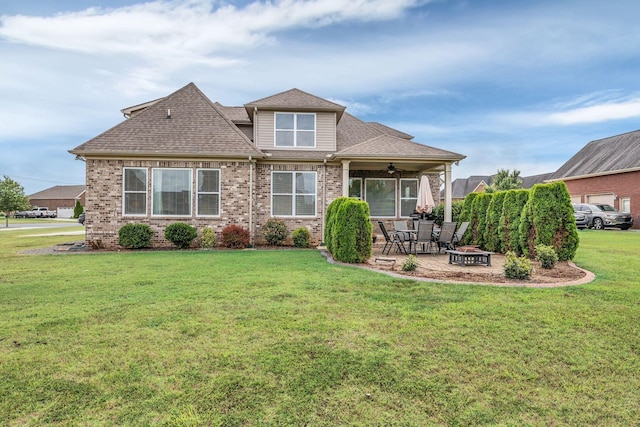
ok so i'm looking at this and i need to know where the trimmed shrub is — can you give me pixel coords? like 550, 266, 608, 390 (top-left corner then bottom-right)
519, 182, 579, 261
73, 200, 83, 219
220, 224, 250, 249
499, 189, 530, 255
332, 198, 372, 263
200, 226, 216, 249
535, 244, 558, 269
458, 192, 478, 223
483, 191, 506, 252
164, 222, 197, 249
432, 200, 464, 226
263, 218, 288, 246
118, 223, 153, 249
503, 251, 533, 280
292, 227, 311, 248
468, 193, 492, 248
401, 255, 419, 272
325, 197, 349, 253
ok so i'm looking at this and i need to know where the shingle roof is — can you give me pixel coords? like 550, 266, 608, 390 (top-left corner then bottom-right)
29, 185, 86, 199
522, 172, 552, 188
70, 83, 264, 158
548, 130, 640, 180
334, 134, 465, 161
446, 172, 553, 199
244, 88, 346, 121
366, 122, 414, 140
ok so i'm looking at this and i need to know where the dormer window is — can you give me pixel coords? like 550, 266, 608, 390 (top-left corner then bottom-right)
275, 113, 315, 147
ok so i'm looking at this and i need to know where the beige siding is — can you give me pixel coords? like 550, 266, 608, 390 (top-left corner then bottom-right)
255, 111, 336, 151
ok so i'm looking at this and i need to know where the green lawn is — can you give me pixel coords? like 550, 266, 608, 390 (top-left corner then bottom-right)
1, 228, 639, 425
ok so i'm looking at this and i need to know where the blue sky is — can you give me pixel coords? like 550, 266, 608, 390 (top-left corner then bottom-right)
2, 0, 640, 195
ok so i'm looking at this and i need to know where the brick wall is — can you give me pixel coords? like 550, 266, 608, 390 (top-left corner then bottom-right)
85, 159, 343, 249
562, 170, 640, 229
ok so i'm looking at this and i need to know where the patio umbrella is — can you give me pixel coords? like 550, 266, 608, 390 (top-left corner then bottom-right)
416, 175, 435, 214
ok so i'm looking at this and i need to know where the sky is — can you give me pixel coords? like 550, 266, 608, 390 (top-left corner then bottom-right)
2, 0, 640, 196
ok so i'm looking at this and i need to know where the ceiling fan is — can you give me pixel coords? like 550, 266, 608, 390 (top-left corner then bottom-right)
387, 163, 397, 174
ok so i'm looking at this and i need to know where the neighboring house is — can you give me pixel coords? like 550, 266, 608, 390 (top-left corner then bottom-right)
445, 173, 552, 202
28, 185, 86, 218
547, 130, 640, 228
70, 83, 465, 249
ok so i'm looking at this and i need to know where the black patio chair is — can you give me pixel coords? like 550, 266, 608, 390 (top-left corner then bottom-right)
378, 221, 406, 255
409, 221, 435, 255
435, 221, 457, 253
452, 221, 469, 246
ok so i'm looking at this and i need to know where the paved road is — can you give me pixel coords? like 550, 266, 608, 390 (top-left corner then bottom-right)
0, 219, 81, 231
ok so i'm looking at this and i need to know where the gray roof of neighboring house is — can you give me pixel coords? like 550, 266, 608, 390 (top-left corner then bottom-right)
521, 172, 552, 188
29, 185, 85, 199
446, 172, 552, 199
548, 130, 640, 180
71, 83, 264, 158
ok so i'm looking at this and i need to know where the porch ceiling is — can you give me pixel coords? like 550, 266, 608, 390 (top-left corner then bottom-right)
346, 160, 446, 173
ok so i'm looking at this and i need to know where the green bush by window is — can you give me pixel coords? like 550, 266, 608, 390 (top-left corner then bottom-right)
164, 222, 197, 249
292, 227, 311, 248
200, 226, 216, 249
220, 225, 250, 249
519, 181, 579, 261
499, 189, 530, 255
331, 198, 372, 263
503, 251, 533, 280
325, 197, 349, 253
118, 223, 153, 249
263, 218, 288, 246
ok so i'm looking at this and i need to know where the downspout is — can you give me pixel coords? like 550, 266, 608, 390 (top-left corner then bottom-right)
249, 155, 254, 245
322, 158, 327, 245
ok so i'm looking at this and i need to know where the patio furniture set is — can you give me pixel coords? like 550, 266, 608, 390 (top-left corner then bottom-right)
377, 220, 493, 267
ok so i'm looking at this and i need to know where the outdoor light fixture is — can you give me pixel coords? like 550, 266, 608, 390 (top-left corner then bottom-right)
387, 163, 396, 174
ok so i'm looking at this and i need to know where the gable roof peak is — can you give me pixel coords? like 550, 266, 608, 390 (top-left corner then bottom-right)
244, 88, 346, 121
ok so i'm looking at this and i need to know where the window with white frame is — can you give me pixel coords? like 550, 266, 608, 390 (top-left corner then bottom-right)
123, 167, 147, 215
349, 177, 362, 199
275, 113, 315, 147
152, 168, 192, 216
272, 171, 317, 216
196, 169, 220, 216
621, 197, 631, 213
400, 179, 418, 217
365, 178, 396, 217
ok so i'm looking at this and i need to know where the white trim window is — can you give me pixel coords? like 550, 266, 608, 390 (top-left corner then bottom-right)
152, 168, 192, 216
196, 169, 220, 216
272, 171, 317, 217
349, 177, 362, 199
275, 113, 316, 147
621, 197, 631, 213
123, 167, 147, 216
365, 178, 397, 217
400, 178, 418, 217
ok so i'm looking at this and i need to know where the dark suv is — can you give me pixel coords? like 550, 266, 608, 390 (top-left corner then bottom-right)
573, 203, 633, 230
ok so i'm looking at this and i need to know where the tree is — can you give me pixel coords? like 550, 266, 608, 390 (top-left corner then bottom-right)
0, 176, 31, 228
485, 169, 523, 193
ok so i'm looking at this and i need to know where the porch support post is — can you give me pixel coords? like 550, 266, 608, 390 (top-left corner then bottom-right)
444, 162, 453, 222
341, 160, 350, 197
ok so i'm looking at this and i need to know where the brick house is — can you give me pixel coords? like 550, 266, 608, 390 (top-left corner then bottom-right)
69, 83, 465, 249
28, 185, 86, 218
547, 130, 640, 229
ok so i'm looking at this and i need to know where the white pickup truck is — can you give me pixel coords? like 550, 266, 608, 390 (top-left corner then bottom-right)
29, 207, 57, 218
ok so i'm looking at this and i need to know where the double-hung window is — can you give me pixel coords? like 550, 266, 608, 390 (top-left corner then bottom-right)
400, 179, 418, 217
196, 169, 220, 216
123, 167, 147, 216
272, 171, 316, 217
152, 168, 192, 216
275, 113, 315, 147
365, 178, 396, 217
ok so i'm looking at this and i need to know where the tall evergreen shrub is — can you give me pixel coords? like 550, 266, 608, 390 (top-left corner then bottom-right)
458, 192, 478, 245
499, 189, 530, 255
432, 200, 464, 226
332, 199, 372, 263
483, 191, 506, 252
325, 196, 349, 253
519, 182, 579, 261
73, 200, 83, 219
468, 193, 492, 247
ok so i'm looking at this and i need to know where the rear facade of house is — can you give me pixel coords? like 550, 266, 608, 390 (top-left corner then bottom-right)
70, 83, 465, 249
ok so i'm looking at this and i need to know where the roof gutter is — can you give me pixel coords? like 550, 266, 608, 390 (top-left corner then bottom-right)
546, 166, 640, 182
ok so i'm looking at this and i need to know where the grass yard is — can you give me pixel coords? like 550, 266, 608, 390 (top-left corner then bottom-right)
1, 228, 639, 425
